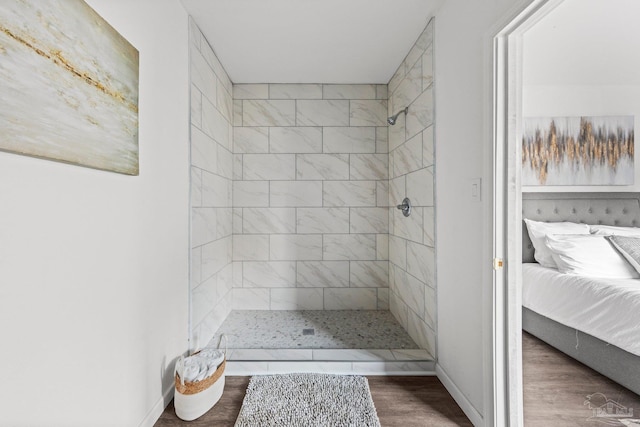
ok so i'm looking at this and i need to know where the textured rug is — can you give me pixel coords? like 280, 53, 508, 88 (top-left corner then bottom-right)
234, 373, 381, 427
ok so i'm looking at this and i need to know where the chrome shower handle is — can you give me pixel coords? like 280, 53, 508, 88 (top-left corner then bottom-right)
396, 197, 411, 217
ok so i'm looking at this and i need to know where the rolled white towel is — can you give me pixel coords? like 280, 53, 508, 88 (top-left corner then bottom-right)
179, 349, 225, 383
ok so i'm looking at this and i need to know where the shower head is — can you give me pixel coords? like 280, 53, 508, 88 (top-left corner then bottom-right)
387, 107, 408, 125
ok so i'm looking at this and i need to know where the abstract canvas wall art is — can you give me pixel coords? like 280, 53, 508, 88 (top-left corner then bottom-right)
522, 116, 634, 186
0, 0, 139, 175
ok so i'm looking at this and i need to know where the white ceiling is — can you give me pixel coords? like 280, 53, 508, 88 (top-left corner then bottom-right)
180, 0, 441, 84
524, 0, 640, 86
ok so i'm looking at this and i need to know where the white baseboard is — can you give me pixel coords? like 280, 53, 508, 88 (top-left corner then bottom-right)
436, 364, 484, 427
138, 384, 174, 427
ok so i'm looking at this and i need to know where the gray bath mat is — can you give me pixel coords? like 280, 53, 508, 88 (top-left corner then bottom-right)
234, 373, 381, 427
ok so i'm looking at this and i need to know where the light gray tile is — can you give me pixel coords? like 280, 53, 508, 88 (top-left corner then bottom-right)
191, 246, 202, 288
233, 181, 269, 207
312, 349, 394, 361
389, 235, 407, 269
202, 237, 232, 279
271, 288, 324, 310
192, 207, 216, 248
350, 154, 388, 180
191, 84, 202, 128
322, 84, 376, 100
217, 145, 234, 180
297, 208, 349, 234
233, 208, 243, 234
324, 288, 377, 310
297, 261, 350, 288
191, 126, 217, 173
233, 154, 242, 180
232, 235, 269, 261
422, 44, 433, 90
407, 312, 435, 355
350, 100, 388, 127
323, 127, 376, 154
297, 154, 349, 180
243, 100, 296, 126
270, 127, 322, 153
233, 84, 268, 99
390, 176, 405, 205
243, 154, 296, 180
377, 181, 390, 207
406, 167, 434, 207
217, 81, 233, 122
270, 234, 323, 261
350, 207, 389, 233
243, 261, 296, 288
393, 206, 423, 244
231, 261, 242, 288
190, 47, 217, 104
406, 88, 433, 138
202, 171, 231, 207
395, 268, 425, 316
407, 241, 435, 288
323, 234, 376, 261
201, 40, 232, 94
389, 291, 408, 330
376, 127, 389, 154
233, 100, 243, 125
297, 100, 349, 126
391, 349, 433, 361
377, 234, 389, 260
202, 97, 230, 148
228, 349, 313, 361
224, 361, 270, 375
323, 181, 376, 207
424, 285, 436, 329
423, 207, 435, 247
233, 288, 270, 310
191, 167, 202, 207
378, 288, 390, 310
192, 276, 217, 326
243, 208, 296, 234
388, 65, 404, 95
350, 261, 389, 288
393, 60, 422, 114
423, 125, 434, 168
269, 84, 322, 99
234, 127, 269, 153
376, 85, 388, 100
388, 114, 406, 152
216, 208, 233, 239
394, 133, 423, 176
270, 181, 323, 207
268, 361, 353, 374
351, 361, 434, 375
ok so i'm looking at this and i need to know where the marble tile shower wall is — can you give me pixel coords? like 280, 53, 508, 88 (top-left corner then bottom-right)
232, 84, 390, 311
189, 20, 234, 349
387, 19, 436, 356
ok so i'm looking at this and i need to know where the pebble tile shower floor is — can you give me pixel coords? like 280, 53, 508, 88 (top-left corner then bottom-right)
210, 310, 419, 349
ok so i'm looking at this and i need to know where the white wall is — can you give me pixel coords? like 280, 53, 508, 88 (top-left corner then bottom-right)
434, 0, 531, 424
0, 0, 190, 425
522, 0, 640, 193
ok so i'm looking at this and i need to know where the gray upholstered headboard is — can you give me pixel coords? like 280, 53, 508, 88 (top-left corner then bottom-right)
522, 192, 640, 262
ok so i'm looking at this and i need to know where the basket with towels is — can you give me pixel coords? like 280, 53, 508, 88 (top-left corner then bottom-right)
174, 335, 227, 421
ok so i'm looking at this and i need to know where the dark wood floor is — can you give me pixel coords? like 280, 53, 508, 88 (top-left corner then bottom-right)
523, 331, 640, 426
155, 376, 472, 426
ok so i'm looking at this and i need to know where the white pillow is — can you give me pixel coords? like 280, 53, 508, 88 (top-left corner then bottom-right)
524, 219, 590, 268
545, 234, 639, 279
589, 224, 640, 236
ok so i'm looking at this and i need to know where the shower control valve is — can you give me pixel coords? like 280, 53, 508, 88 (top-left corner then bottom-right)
396, 197, 412, 217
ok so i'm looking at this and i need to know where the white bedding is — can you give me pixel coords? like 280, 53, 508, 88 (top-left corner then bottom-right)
522, 263, 640, 357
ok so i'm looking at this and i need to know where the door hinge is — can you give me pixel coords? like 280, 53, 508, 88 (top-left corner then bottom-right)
493, 258, 504, 270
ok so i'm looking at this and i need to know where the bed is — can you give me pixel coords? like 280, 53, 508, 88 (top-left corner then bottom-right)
522, 192, 640, 396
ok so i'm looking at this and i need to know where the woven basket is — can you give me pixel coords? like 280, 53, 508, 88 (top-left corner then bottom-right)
175, 358, 226, 395
174, 335, 227, 421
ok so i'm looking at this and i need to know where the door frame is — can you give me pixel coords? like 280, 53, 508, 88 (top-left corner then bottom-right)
491, 0, 564, 425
